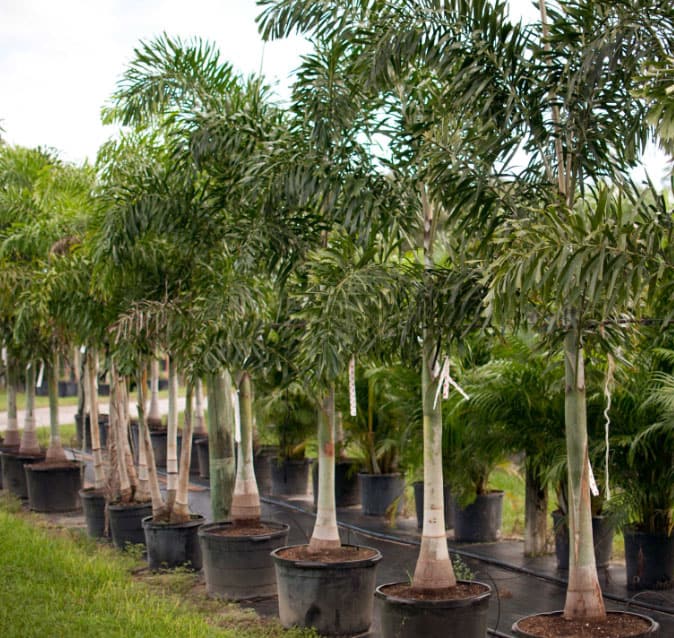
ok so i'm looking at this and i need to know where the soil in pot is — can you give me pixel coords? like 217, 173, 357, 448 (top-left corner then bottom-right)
273, 544, 382, 636
108, 501, 152, 550
312, 459, 361, 508
452, 490, 503, 542
80, 487, 108, 538
375, 580, 491, 638
512, 610, 660, 637
143, 514, 205, 571
1, 450, 46, 499
24, 460, 84, 512
359, 472, 404, 516
199, 520, 289, 600
624, 525, 674, 590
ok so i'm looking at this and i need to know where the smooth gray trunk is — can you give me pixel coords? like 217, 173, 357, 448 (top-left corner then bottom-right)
524, 462, 548, 556
206, 370, 235, 521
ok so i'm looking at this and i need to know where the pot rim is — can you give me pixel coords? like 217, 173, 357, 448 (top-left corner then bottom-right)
198, 520, 289, 540
375, 580, 491, 609
357, 471, 402, 479
79, 487, 106, 497
511, 610, 660, 637
25, 460, 85, 472
107, 500, 152, 512
623, 523, 674, 539
142, 514, 206, 530
271, 543, 383, 569
0, 450, 45, 461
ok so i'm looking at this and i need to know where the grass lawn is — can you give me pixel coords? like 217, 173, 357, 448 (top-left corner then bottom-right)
0, 386, 180, 413
0, 493, 315, 638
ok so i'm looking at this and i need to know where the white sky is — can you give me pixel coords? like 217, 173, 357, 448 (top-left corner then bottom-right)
0, 0, 669, 183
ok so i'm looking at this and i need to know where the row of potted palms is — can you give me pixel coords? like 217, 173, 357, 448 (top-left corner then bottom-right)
2, 0, 674, 636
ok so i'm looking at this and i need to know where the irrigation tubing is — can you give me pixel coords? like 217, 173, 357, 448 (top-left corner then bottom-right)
261, 496, 674, 620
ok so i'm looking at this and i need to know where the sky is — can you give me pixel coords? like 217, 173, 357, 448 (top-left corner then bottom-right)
0, 0, 669, 183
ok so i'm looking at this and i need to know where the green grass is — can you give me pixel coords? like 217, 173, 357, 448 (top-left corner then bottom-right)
0, 493, 316, 638
0, 386, 180, 413
488, 463, 526, 539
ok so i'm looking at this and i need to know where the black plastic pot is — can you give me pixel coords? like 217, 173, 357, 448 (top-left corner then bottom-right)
0, 450, 45, 499
359, 473, 404, 516
74, 413, 109, 451
312, 460, 361, 508
108, 501, 152, 550
150, 429, 169, 467
375, 580, 491, 638
80, 488, 107, 538
512, 610, 660, 637
552, 510, 614, 570
0, 444, 19, 490
270, 458, 311, 496
453, 491, 504, 542
25, 461, 84, 512
253, 446, 278, 495
413, 481, 454, 530
624, 525, 674, 590
199, 521, 289, 599
58, 380, 78, 397
195, 436, 209, 479
143, 515, 205, 570
272, 544, 382, 635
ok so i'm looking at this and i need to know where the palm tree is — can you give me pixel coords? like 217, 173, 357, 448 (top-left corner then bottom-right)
259, 1, 494, 595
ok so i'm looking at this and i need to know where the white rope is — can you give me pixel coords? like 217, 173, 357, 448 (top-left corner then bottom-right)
36, 360, 45, 388
433, 357, 470, 409
349, 356, 357, 417
603, 353, 615, 501
232, 388, 241, 444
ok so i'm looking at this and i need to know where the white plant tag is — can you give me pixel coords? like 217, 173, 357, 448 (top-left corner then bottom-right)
36, 361, 45, 388
588, 459, 600, 497
349, 356, 357, 417
232, 389, 241, 444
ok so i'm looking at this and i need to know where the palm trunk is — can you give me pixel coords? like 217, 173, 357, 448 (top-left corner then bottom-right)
562, 327, 605, 620
165, 356, 179, 510
45, 351, 66, 461
172, 381, 193, 523
74, 347, 84, 418
119, 376, 139, 496
194, 377, 206, 435
524, 461, 548, 556
138, 364, 165, 518
231, 371, 261, 525
413, 334, 455, 591
19, 362, 40, 455
4, 353, 20, 447
309, 388, 341, 552
86, 349, 106, 489
367, 378, 380, 473
148, 357, 161, 425
412, 185, 454, 590
110, 363, 132, 502
206, 370, 236, 521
